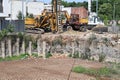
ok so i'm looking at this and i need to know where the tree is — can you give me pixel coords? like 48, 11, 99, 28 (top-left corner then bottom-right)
61, 1, 87, 8
98, 0, 120, 20
26, 13, 34, 18
17, 11, 23, 20
98, 3, 112, 20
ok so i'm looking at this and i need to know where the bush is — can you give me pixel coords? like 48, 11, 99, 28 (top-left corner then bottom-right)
68, 53, 72, 57
45, 52, 52, 58
73, 52, 80, 58
72, 66, 86, 73
17, 11, 23, 20
99, 54, 106, 62
0, 24, 14, 40
32, 40, 37, 49
32, 53, 38, 58
81, 48, 91, 60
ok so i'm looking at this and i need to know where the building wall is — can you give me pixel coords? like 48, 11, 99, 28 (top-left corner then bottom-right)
62, 7, 71, 16
9, 0, 44, 20
0, 0, 10, 17
0, 0, 10, 30
44, 4, 52, 12
71, 7, 88, 19
27, 2, 44, 16
10, 0, 26, 20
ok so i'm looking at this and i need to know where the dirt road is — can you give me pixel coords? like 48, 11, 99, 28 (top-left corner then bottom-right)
0, 58, 104, 80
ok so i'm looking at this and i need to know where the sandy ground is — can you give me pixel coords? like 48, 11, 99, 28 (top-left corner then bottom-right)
0, 58, 105, 80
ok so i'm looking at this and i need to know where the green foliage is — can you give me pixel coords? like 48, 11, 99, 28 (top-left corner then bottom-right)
32, 53, 39, 58
0, 24, 14, 40
0, 53, 29, 61
26, 13, 34, 19
7, 24, 14, 33
32, 40, 37, 49
45, 52, 52, 58
72, 66, 86, 73
24, 35, 32, 48
68, 53, 72, 57
17, 11, 23, 20
61, 1, 87, 9
81, 48, 91, 60
73, 52, 80, 58
61, 0, 120, 20
99, 54, 106, 62
98, 3, 112, 20
72, 66, 118, 78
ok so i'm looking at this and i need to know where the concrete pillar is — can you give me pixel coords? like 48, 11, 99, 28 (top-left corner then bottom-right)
37, 39, 41, 56
78, 42, 81, 58
1, 41, 5, 58
16, 38, 20, 56
72, 42, 75, 57
42, 41, 46, 59
22, 40, 25, 54
28, 41, 32, 56
8, 39, 12, 57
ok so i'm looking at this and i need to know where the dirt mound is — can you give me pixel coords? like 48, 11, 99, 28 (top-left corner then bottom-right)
92, 26, 108, 33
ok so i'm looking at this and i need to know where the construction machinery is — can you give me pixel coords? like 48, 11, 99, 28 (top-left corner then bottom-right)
62, 13, 88, 31
25, 0, 61, 33
62, 0, 104, 31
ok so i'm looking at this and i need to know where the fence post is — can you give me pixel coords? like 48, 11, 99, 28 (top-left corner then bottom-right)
22, 40, 25, 54
42, 41, 46, 59
72, 41, 75, 57
78, 42, 81, 58
1, 41, 5, 58
16, 38, 20, 56
28, 41, 32, 56
37, 39, 41, 56
8, 39, 12, 57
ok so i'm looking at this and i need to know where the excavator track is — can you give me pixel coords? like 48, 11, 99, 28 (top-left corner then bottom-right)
25, 25, 44, 34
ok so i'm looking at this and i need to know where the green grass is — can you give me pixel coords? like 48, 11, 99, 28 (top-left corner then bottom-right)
72, 66, 118, 77
32, 53, 39, 58
0, 53, 29, 62
45, 52, 52, 58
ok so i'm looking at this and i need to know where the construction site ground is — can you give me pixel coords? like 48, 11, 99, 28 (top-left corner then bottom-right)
0, 31, 119, 80
0, 58, 105, 80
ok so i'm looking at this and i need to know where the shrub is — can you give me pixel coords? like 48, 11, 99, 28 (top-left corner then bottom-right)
32, 53, 38, 58
45, 52, 52, 58
99, 54, 106, 62
32, 40, 37, 49
0, 24, 14, 40
68, 53, 72, 57
72, 66, 86, 73
81, 48, 91, 60
73, 52, 80, 58
17, 11, 23, 20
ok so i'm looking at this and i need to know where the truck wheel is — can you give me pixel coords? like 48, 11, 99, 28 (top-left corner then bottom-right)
67, 26, 73, 31
79, 26, 86, 32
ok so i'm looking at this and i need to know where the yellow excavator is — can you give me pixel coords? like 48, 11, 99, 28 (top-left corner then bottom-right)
25, 0, 59, 33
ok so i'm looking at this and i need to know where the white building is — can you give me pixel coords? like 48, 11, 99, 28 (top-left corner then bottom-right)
62, 7, 71, 15
0, 0, 10, 30
8, 0, 73, 20
27, 1, 44, 16
9, 0, 44, 20
10, 0, 26, 20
